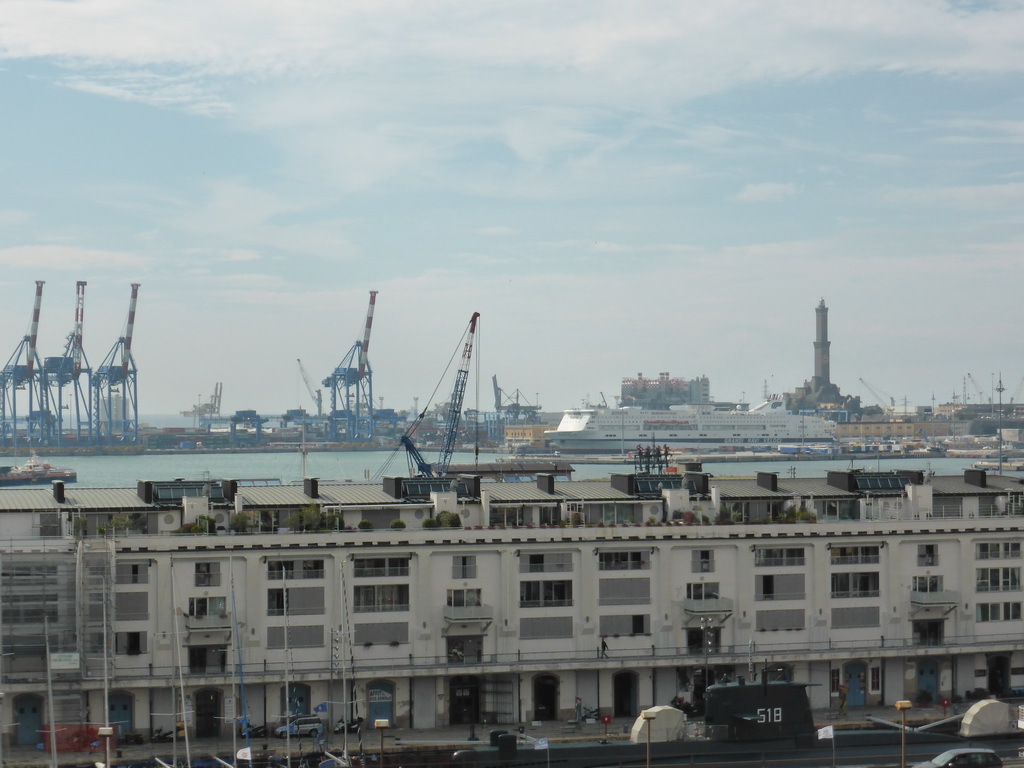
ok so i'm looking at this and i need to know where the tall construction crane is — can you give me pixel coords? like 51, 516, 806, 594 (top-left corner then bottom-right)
297, 359, 323, 417
966, 373, 988, 406
401, 312, 480, 478
0, 281, 52, 445
323, 290, 378, 442
858, 378, 895, 410
44, 281, 93, 445
92, 283, 141, 445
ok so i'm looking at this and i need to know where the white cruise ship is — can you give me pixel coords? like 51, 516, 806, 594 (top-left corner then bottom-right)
544, 397, 836, 453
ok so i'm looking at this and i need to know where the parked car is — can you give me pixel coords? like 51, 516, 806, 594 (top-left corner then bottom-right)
913, 749, 1003, 768
275, 715, 325, 738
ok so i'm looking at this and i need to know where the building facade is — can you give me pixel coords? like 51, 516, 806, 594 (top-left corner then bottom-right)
0, 468, 1022, 745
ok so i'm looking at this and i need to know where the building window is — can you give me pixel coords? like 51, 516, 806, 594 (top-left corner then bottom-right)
115, 631, 146, 656
755, 573, 806, 601
353, 557, 410, 578
917, 544, 938, 567
188, 596, 226, 617
693, 550, 714, 574
686, 583, 719, 600
599, 551, 649, 571
977, 542, 1022, 560
352, 584, 410, 613
195, 562, 221, 587
519, 580, 573, 608
753, 547, 805, 567
520, 553, 572, 574
830, 546, 880, 565
268, 559, 326, 580
912, 576, 943, 593
447, 589, 481, 607
453, 556, 477, 579
267, 586, 327, 615
830, 572, 880, 598
115, 563, 149, 585
976, 567, 1022, 593
976, 602, 1022, 622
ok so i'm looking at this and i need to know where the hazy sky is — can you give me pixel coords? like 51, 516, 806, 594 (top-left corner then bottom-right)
1, 0, 1023, 419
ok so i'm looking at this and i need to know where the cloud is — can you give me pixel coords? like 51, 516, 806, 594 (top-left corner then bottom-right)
885, 182, 1024, 209
476, 226, 516, 237
0, 245, 152, 270
734, 182, 797, 203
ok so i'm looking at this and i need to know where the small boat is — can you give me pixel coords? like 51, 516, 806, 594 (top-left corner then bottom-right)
0, 453, 77, 487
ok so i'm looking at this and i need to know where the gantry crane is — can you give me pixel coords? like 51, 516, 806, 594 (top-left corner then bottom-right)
323, 290, 378, 442
401, 312, 480, 477
43, 281, 93, 445
0, 281, 52, 445
92, 283, 141, 445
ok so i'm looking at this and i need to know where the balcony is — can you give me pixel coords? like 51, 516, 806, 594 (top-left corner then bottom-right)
681, 596, 734, 619
184, 612, 232, 630
910, 589, 960, 616
443, 603, 494, 632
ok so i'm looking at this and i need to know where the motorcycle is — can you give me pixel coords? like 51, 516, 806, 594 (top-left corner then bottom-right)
150, 727, 173, 743
239, 722, 267, 738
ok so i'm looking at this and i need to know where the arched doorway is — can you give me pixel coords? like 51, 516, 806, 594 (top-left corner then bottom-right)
368, 680, 395, 727
987, 655, 1010, 697
449, 676, 480, 725
13, 694, 43, 746
109, 692, 133, 734
844, 662, 867, 707
532, 675, 559, 721
194, 689, 222, 738
612, 671, 638, 718
280, 683, 311, 719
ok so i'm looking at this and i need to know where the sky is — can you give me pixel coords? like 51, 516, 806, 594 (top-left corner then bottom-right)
1, 0, 1023, 421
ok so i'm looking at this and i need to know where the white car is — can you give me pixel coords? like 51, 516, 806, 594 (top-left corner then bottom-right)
275, 716, 325, 738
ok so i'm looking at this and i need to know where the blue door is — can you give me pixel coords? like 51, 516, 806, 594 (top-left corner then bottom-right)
367, 681, 394, 727
844, 663, 867, 707
110, 693, 133, 735
918, 660, 939, 704
14, 694, 43, 746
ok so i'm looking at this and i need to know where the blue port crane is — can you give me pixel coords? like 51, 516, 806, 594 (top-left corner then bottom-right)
0, 280, 52, 445
44, 280, 93, 446
401, 312, 480, 477
92, 283, 141, 445
323, 290, 378, 442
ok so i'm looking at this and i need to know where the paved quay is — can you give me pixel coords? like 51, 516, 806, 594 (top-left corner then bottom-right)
0, 705, 959, 768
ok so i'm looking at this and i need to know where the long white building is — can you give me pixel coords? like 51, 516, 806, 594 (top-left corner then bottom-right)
0, 467, 1022, 747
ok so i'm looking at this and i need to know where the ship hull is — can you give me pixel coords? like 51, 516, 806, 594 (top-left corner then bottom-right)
545, 400, 836, 454
0, 471, 77, 487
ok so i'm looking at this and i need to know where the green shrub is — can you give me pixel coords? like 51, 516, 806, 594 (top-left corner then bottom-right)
423, 517, 439, 529
390, 519, 407, 529
436, 511, 462, 528
357, 519, 373, 530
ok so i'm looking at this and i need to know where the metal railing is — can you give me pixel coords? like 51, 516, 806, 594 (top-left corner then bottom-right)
34, 627, 1023, 687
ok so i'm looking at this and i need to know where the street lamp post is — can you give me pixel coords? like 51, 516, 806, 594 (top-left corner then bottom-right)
374, 719, 390, 764
700, 616, 714, 695
97, 726, 114, 768
641, 709, 657, 768
895, 700, 913, 768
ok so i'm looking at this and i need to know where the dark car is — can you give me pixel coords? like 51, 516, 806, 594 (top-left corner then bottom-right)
333, 716, 364, 734
912, 748, 1003, 768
